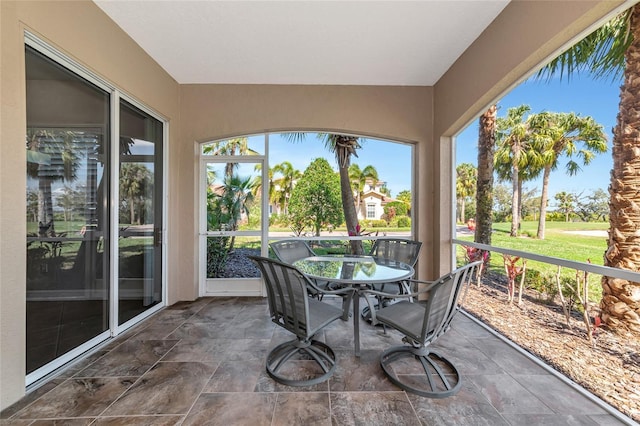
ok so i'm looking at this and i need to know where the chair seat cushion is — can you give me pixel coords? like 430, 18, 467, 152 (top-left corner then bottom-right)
307, 298, 344, 335
376, 300, 426, 341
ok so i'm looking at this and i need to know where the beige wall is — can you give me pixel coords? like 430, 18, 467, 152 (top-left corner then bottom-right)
0, 0, 180, 410
0, 0, 626, 412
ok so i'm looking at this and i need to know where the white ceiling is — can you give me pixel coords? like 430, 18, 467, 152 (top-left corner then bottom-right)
94, 1, 510, 86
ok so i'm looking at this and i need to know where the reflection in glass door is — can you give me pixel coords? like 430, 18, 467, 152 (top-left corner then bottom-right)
25, 46, 111, 377
118, 100, 163, 325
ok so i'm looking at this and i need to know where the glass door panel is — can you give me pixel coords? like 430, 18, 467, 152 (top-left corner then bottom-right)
25, 46, 110, 375
118, 100, 163, 324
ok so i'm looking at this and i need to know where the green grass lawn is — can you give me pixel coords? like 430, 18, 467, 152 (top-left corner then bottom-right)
456, 221, 609, 302
488, 221, 607, 264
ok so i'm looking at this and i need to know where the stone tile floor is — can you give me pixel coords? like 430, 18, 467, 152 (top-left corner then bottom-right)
1, 296, 635, 425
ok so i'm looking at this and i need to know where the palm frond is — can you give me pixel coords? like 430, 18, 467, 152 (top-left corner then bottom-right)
534, 8, 632, 82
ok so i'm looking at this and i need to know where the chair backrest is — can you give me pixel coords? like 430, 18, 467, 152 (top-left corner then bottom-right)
270, 239, 316, 264
417, 261, 481, 344
248, 255, 313, 339
369, 238, 422, 267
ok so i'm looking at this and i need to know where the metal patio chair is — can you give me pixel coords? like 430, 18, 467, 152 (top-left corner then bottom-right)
270, 239, 333, 299
249, 255, 355, 387
363, 261, 481, 398
362, 238, 422, 321
270, 239, 316, 265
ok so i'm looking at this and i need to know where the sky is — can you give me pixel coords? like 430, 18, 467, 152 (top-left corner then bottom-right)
239, 71, 619, 203
455, 71, 622, 200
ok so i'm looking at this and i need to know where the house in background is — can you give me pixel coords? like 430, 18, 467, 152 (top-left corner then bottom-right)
357, 179, 397, 222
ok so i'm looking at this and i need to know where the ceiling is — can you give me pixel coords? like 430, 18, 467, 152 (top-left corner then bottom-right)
93, 1, 510, 86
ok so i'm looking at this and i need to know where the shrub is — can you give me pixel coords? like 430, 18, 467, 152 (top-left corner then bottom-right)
384, 201, 408, 217
397, 216, 411, 227
207, 236, 231, 278
523, 268, 557, 303
369, 219, 388, 228
269, 213, 287, 226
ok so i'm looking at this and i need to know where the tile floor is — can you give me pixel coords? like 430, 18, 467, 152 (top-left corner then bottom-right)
1, 296, 634, 425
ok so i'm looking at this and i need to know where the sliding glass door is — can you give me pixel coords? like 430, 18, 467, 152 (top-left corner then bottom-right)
25, 40, 165, 383
118, 100, 164, 325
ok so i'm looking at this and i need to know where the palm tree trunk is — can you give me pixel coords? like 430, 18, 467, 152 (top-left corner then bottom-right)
475, 105, 496, 245
38, 177, 55, 236
339, 163, 364, 254
129, 196, 136, 224
518, 179, 523, 230
601, 4, 640, 334
537, 166, 551, 239
510, 166, 520, 237
460, 198, 466, 224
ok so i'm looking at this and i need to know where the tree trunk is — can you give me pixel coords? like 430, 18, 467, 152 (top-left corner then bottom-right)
601, 4, 640, 335
460, 198, 466, 224
339, 161, 364, 254
510, 165, 520, 237
537, 165, 551, 239
518, 179, 523, 230
38, 176, 55, 237
129, 195, 136, 224
475, 105, 496, 245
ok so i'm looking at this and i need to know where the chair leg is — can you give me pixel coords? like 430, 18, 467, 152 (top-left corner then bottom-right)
266, 338, 337, 387
379, 345, 462, 398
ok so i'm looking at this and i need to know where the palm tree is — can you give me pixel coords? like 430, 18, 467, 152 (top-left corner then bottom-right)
272, 161, 301, 215
212, 174, 255, 250
286, 132, 365, 255
249, 164, 273, 207
536, 5, 640, 333
494, 105, 540, 236
203, 137, 258, 177
554, 191, 578, 222
26, 129, 82, 236
324, 134, 364, 254
120, 163, 153, 224
529, 112, 607, 239
475, 105, 496, 245
349, 163, 379, 218
456, 163, 477, 224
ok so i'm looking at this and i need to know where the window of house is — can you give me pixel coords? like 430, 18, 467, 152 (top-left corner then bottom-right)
366, 204, 376, 219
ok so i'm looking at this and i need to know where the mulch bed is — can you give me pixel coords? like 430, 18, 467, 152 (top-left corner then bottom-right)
461, 271, 640, 422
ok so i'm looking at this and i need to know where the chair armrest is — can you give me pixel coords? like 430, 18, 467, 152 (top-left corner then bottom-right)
307, 280, 356, 297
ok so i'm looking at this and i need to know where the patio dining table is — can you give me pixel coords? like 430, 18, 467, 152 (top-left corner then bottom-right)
293, 255, 414, 356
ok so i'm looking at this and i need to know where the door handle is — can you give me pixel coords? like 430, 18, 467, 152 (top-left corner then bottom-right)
154, 227, 162, 247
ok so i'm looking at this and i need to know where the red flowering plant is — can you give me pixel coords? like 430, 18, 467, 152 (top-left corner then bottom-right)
463, 246, 489, 286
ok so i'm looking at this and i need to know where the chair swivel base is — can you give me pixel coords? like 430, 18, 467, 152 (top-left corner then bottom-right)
266, 338, 336, 387
380, 345, 462, 398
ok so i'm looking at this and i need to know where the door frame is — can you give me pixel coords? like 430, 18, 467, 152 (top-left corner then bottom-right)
198, 145, 267, 297
112, 94, 168, 334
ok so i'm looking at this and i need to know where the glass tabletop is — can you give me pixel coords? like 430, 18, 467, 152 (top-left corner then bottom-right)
293, 255, 414, 284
